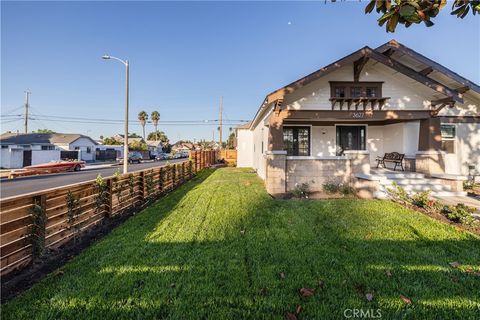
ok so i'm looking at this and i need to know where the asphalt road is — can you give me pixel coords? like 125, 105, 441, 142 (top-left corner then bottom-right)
0, 159, 186, 199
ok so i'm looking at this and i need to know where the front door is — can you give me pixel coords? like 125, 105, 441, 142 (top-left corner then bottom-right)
336, 126, 366, 155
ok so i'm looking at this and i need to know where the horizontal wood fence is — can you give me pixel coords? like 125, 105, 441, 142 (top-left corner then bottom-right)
0, 151, 217, 276
220, 149, 237, 166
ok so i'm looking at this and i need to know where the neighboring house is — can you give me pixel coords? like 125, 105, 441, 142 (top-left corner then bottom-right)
237, 40, 480, 196
146, 140, 165, 155
0, 132, 98, 168
171, 142, 195, 153
0, 133, 60, 168
49, 134, 98, 162
113, 134, 145, 144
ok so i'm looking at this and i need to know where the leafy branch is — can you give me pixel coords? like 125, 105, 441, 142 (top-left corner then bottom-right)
364, 0, 479, 32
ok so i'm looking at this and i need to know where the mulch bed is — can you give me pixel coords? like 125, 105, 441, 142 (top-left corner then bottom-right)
390, 200, 480, 236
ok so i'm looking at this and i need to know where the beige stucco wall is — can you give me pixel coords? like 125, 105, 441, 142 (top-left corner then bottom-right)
443, 122, 480, 175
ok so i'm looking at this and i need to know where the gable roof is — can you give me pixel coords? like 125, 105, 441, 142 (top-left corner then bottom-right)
249, 40, 480, 129
0, 133, 98, 146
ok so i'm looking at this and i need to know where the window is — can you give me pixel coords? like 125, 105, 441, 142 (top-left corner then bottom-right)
350, 87, 362, 98
283, 127, 310, 156
334, 87, 346, 98
86, 147, 91, 154
366, 87, 378, 97
74, 147, 80, 150
440, 124, 455, 153
330, 82, 382, 98
41, 145, 55, 150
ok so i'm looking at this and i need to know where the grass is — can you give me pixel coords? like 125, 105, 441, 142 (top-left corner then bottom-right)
2, 168, 480, 319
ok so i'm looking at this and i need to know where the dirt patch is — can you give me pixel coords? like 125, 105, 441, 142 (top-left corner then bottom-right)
1, 197, 157, 304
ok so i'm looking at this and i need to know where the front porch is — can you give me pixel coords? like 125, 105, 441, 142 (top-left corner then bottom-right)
265, 109, 455, 197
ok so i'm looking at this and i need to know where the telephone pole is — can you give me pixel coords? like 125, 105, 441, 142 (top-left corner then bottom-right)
24, 91, 31, 134
219, 96, 223, 150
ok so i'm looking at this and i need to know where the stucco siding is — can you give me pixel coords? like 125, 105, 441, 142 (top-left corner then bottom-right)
31, 150, 61, 165
236, 129, 254, 168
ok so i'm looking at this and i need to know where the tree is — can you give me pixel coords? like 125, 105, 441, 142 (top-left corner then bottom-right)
102, 137, 122, 145
33, 129, 55, 134
364, 0, 479, 33
128, 140, 148, 151
226, 132, 235, 149
147, 130, 169, 142
129, 132, 142, 138
151, 111, 160, 140
138, 111, 148, 140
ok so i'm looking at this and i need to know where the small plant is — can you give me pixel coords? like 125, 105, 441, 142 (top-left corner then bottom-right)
292, 182, 310, 199
339, 183, 354, 196
128, 174, 135, 197
187, 160, 193, 177
145, 170, 155, 197
323, 182, 340, 194
441, 203, 478, 226
29, 201, 47, 259
66, 191, 81, 243
463, 179, 479, 190
386, 182, 410, 204
94, 174, 109, 216
411, 190, 431, 208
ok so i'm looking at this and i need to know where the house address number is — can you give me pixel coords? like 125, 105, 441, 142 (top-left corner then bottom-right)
351, 112, 365, 118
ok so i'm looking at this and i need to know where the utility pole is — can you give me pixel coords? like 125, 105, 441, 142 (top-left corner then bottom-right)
219, 96, 223, 150
24, 91, 31, 134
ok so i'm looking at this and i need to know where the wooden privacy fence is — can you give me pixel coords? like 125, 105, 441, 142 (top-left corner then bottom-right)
220, 150, 237, 166
0, 150, 217, 276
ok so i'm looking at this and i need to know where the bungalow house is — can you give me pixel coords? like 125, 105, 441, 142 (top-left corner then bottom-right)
146, 140, 165, 156
49, 133, 98, 162
237, 40, 479, 197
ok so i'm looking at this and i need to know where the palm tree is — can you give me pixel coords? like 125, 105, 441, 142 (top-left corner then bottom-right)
138, 111, 148, 140
151, 111, 160, 140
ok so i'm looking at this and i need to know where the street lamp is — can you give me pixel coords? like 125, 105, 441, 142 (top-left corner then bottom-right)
102, 54, 129, 174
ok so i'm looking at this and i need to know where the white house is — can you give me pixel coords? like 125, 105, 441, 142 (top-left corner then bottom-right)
0, 132, 98, 168
237, 40, 479, 197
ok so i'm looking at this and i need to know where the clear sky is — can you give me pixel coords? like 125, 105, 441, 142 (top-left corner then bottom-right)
2, 1, 479, 142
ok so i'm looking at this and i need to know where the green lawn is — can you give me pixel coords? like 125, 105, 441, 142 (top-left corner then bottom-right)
2, 168, 480, 319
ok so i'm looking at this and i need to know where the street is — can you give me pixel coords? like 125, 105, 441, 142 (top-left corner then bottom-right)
0, 159, 186, 199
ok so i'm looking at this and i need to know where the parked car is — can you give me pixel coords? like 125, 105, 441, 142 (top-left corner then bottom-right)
117, 152, 143, 164
155, 153, 169, 161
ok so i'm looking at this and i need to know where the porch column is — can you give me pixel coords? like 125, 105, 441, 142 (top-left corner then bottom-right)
265, 107, 287, 196
415, 117, 445, 176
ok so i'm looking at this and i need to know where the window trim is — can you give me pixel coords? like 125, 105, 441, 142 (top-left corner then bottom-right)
283, 124, 312, 157
440, 123, 456, 154
330, 81, 383, 98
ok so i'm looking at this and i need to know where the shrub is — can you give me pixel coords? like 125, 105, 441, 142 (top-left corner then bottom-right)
323, 182, 340, 194
441, 203, 478, 226
339, 183, 354, 196
386, 182, 410, 203
292, 182, 310, 199
411, 190, 431, 208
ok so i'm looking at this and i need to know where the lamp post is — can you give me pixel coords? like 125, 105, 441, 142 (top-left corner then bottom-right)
102, 54, 129, 174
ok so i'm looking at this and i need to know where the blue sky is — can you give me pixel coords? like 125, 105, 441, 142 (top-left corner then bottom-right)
2, 1, 479, 142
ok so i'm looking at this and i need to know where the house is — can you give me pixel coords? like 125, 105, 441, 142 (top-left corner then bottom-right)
146, 140, 165, 156
0, 133, 98, 168
49, 133, 98, 162
1, 133, 60, 168
112, 134, 145, 144
237, 40, 480, 196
